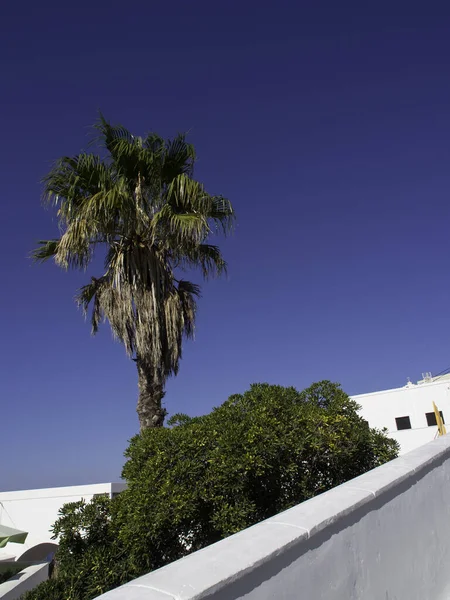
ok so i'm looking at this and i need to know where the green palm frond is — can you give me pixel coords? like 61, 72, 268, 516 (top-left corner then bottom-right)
165, 173, 209, 210
162, 134, 196, 181
143, 133, 164, 152
95, 114, 135, 152
152, 204, 208, 247
31, 239, 61, 262
94, 115, 163, 201
79, 180, 135, 228
43, 154, 115, 212
176, 279, 201, 297
175, 244, 227, 278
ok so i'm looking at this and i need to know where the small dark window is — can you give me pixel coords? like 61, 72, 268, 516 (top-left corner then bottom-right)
426, 411, 445, 426
395, 416, 412, 430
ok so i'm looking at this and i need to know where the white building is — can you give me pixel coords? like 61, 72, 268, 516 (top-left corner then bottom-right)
0, 482, 126, 562
353, 372, 450, 455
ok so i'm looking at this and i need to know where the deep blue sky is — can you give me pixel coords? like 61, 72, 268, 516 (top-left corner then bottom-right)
2, 1, 450, 491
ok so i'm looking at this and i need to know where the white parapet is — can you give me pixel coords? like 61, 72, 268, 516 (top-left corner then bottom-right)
0, 563, 49, 600
95, 434, 450, 600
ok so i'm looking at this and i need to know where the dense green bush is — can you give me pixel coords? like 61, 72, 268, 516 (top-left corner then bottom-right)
47, 496, 134, 600
113, 381, 398, 573
20, 497, 137, 600
21, 579, 68, 600
23, 381, 399, 600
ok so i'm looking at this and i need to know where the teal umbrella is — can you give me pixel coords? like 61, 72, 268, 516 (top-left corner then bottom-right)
0, 525, 28, 549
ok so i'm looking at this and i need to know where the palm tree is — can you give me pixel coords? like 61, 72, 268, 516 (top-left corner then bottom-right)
32, 116, 234, 430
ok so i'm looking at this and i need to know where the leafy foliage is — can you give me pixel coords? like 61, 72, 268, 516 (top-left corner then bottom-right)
21, 497, 134, 600
21, 579, 66, 600
32, 116, 234, 428
24, 382, 398, 600
51, 496, 132, 599
113, 381, 398, 573
20, 579, 68, 600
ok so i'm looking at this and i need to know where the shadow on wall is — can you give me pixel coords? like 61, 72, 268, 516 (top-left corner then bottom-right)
18, 543, 58, 563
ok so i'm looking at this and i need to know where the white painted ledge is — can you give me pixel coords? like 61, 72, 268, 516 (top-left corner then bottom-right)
0, 563, 49, 600
96, 434, 450, 600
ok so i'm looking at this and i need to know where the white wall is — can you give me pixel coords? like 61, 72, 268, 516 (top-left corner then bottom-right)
0, 483, 126, 561
353, 379, 450, 454
0, 563, 49, 600
95, 434, 450, 600
388, 426, 443, 454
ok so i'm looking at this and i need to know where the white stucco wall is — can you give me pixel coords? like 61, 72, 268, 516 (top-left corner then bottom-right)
95, 434, 450, 600
354, 379, 450, 454
0, 483, 126, 561
0, 563, 49, 600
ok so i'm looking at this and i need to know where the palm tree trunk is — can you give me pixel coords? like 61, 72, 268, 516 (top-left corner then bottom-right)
136, 358, 166, 430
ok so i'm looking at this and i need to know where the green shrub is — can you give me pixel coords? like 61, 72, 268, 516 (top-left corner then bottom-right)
113, 381, 399, 574
21, 497, 135, 600
20, 578, 67, 600
50, 496, 134, 599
